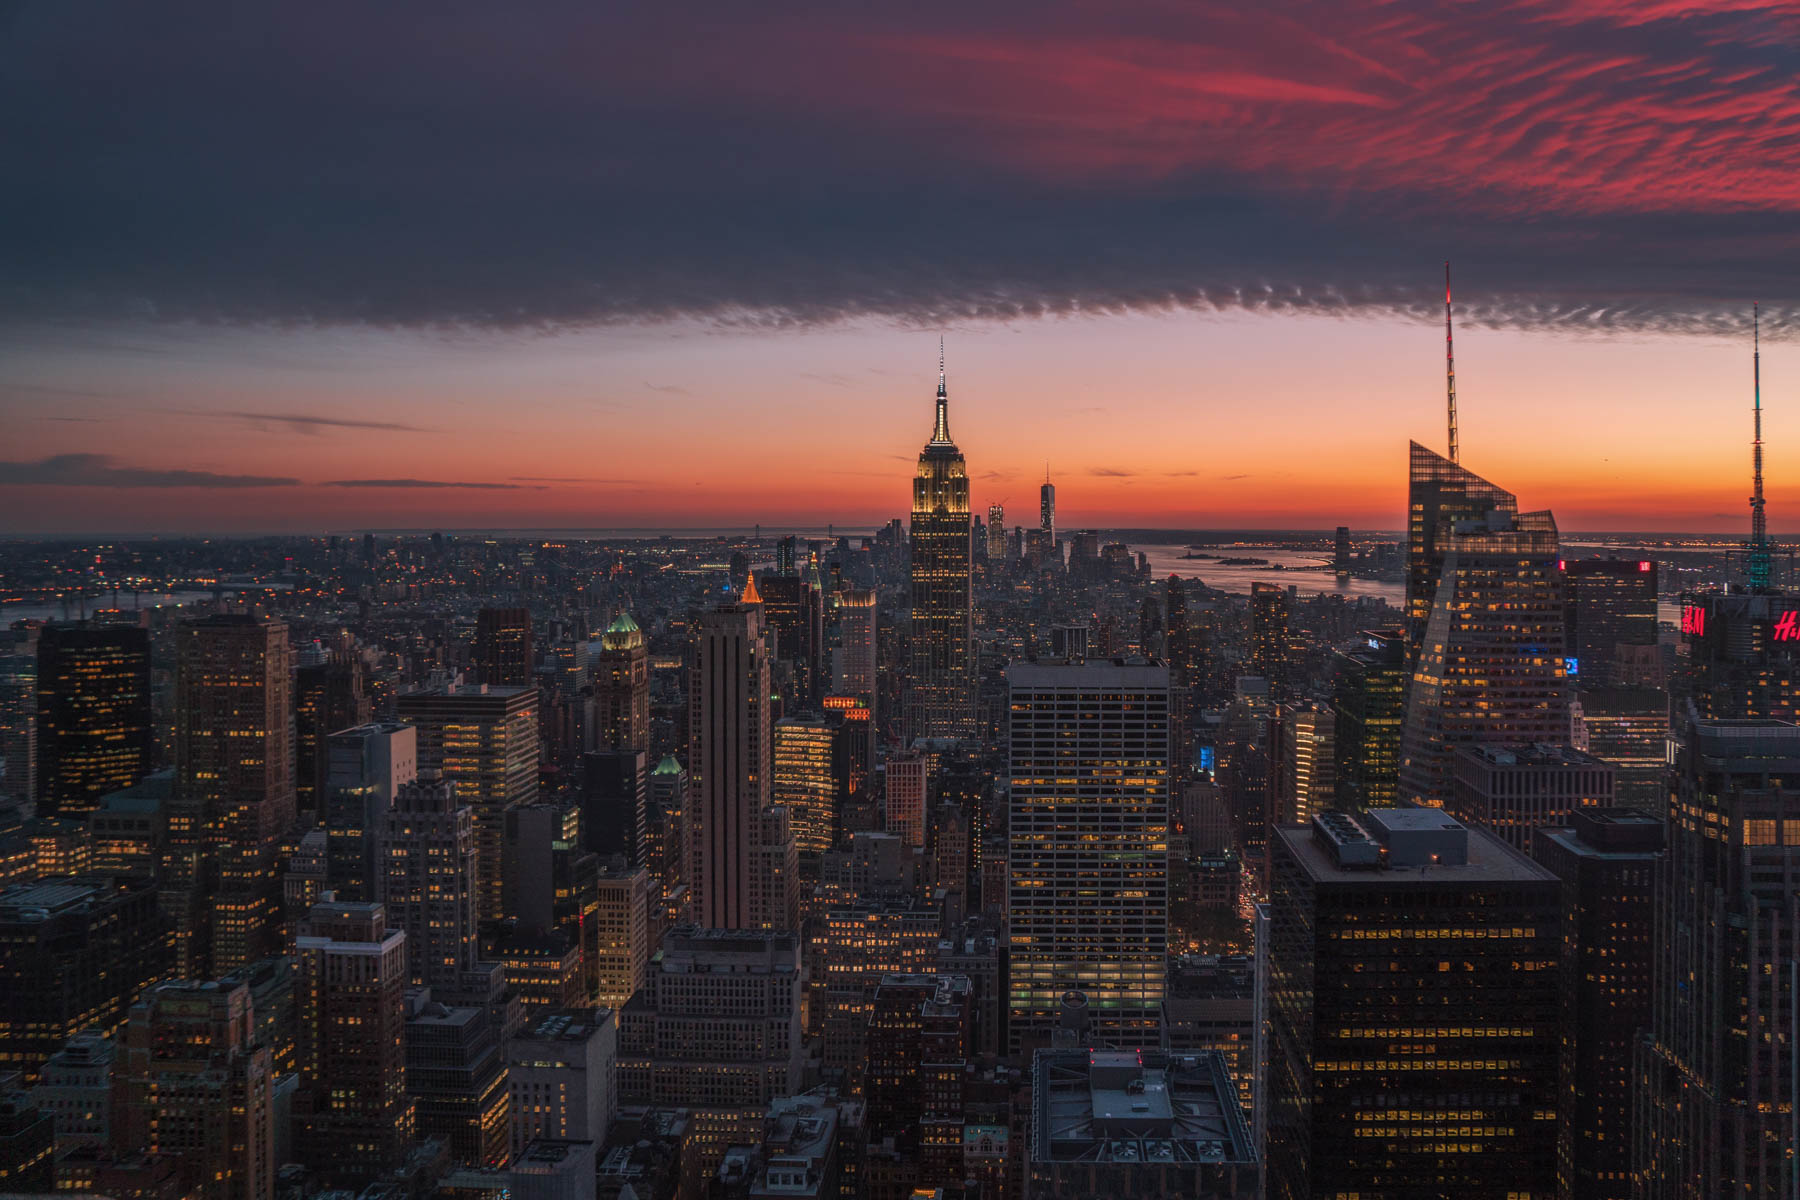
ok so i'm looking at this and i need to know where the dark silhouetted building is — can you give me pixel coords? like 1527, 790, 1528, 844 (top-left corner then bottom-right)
1330, 629, 1406, 810
36, 623, 152, 819
1449, 743, 1613, 854
475, 607, 534, 689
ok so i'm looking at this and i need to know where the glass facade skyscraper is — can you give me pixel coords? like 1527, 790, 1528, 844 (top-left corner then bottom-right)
1407, 441, 1518, 651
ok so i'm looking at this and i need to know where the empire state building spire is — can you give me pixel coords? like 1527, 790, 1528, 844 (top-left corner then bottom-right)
930, 337, 953, 445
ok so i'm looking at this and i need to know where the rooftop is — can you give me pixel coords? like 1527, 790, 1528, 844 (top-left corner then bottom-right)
1032, 1049, 1253, 1167
1282, 811, 1555, 885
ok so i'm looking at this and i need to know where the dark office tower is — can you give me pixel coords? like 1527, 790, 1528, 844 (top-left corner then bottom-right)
834, 588, 878, 704
293, 899, 413, 1180
775, 535, 798, 576
35, 624, 152, 819
592, 612, 649, 753
474, 607, 534, 688
1406, 441, 1518, 650
362, 531, 377, 564
1398, 510, 1569, 807
864, 973, 973, 1187
396, 683, 539, 922
689, 584, 784, 930
646, 754, 688, 898
1007, 661, 1169, 1053
1040, 465, 1056, 547
293, 653, 368, 825
0, 633, 35, 821
1636, 708, 1800, 1197
1334, 525, 1351, 570
0, 877, 170, 1083
1531, 809, 1662, 1200
169, 614, 296, 977
759, 573, 823, 702
1249, 583, 1290, 698
403, 998, 511, 1168
908, 348, 976, 741
1267, 810, 1560, 1200
1166, 576, 1195, 774
580, 748, 647, 864
1563, 558, 1657, 686
1449, 744, 1613, 853
376, 779, 481, 993
114, 979, 275, 1200
1677, 591, 1800, 722
1330, 628, 1407, 809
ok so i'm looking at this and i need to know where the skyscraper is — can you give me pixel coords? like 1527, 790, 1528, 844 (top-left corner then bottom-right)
908, 347, 976, 740
1406, 441, 1518, 650
1278, 702, 1334, 825
772, 716, 837, 863
1532, 808, 1662, 1200
1398, 509, 1569, 807
293, 648, 368, 825
0, 631, 36, 822
397, 683, 539, 921
592, 612, 649, 753
1267, 810, 1560, 1200
293, 898, 413, 1179
1249, 583, 1290, 699
1039, 465, 1056, 548
884, 751, 927, 849
474, 607, 534, 688
833, 588, 877, 705
35, 623, 152, 819
985, 503, 1006, 560
1635, 708, 1800, 1196
323, 721, 417, 902
168, 614, 296, 976
688, 583, 787, 930
1563, 558, 1658, 687
1007, 661, 1169, 1052
1330, 628, 1407, 810
376, 778, 481, 994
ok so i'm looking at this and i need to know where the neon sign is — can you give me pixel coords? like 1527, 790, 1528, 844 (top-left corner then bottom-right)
1775, 611, 1800, 642
1681, 605, 1706, 637
1639, 561, 1652, 572
1565, 657, 1580, 676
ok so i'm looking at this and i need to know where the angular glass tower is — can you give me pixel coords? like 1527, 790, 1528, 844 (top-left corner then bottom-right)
1407, 441, 1518, 650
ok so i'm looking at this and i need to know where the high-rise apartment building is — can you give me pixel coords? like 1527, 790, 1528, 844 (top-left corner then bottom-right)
1267, 810, 1559, 1200
1398, 510, 1570, 806
772, 716, 837, 863
688, 586, 791, 930
397, 683, 539, 921
1249, 584, 1290, 699
323, 721, 417, 902
376, 779, 481, 993
592, 864, 650, 1009
833, 589, 877, 705
1007, 661, 1170, 1052
1635, 709, 1800, 1196
1330, 628, 1406, 809
592, 612, 649, 754
1532, 809, 1662, 1200
474, 607, 534, 689
884, 751, 927, 849
293, 898, 413, 1179
113, 979, 275, 1200
908, 353, 976, 741
1406, 441, 1520, 650
34, 624, 152, 819
168, 614, 296, 977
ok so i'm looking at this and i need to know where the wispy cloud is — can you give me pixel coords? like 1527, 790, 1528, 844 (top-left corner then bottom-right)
644, 382, 690, 395
212, 410, 434, 435
324, 478, 538, 490
509, 475, 643, 484
1090, 466, 1135, 477
0, 454, 299, 488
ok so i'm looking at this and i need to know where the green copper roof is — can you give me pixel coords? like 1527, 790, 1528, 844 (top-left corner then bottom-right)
652, 754, 683, 776
606, 611, 640, 635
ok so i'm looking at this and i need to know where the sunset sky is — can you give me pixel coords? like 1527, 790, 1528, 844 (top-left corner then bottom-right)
6, 1, 1800, 534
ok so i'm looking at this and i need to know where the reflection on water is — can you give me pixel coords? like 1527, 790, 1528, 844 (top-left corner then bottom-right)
1132, 545, 1406, 607
0, 591, 215, 624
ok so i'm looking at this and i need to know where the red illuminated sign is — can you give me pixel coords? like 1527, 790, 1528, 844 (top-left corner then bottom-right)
822, 695, 869, 712
1639, 561, 1652, 572
1776, 611, 1800, 642
1681, 605, 1706, 636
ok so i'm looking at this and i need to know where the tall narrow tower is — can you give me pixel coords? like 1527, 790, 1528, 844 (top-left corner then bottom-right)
908, 342, 976, 740
1748, 303, 1773, 592
1445, 261, 1459, 464
1039, 464, 1056, 547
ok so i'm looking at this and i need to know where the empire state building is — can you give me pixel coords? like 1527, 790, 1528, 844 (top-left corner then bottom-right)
907, 346, 976, 740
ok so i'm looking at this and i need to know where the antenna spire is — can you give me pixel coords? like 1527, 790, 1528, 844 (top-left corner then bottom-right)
1445, 261, 1458, 464
930, 337, 952, 444
1750, 302, 1772, 591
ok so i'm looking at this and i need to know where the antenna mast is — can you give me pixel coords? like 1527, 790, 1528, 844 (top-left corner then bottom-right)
1750, 302, 1772, 592
1445, 261, 1458, 464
